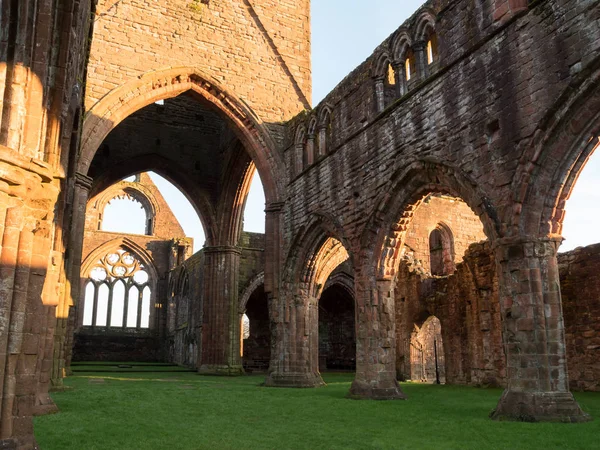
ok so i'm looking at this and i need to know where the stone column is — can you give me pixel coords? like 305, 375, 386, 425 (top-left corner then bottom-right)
294, 143, 304, 177
55, 172, 92, 383
265, 287, 324, 388
413, 41, 428, 80
374, 76, 385, 113
317, 126, 327, 157
305, 134, 315, 167
392, 62, 407, 97
490, 237, 590, 422
349, 272, 406, 399
198, 245, 244, 375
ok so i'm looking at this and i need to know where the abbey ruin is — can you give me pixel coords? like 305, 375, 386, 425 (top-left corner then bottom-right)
1, 0, 599, 447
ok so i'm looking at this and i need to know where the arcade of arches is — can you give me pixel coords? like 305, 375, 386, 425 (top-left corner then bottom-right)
1, 0, 599, 447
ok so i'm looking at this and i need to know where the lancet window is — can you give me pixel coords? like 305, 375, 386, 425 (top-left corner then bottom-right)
82, 248, 153, 329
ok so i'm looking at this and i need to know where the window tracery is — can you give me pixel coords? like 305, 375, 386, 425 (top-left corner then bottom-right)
82, 248, 153, 329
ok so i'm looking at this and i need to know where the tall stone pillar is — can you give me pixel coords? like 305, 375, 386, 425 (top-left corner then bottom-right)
392, 62, 407, 97
265, 202, 324, 388
374, 76, 386, 113
265, 287, 324, 388
54, 172, 92, 384
198, 245, 244, 375
0, 148, 61, 449
349, 270, 406, 399
413, 41, 428, 80
490, 237, 590, 422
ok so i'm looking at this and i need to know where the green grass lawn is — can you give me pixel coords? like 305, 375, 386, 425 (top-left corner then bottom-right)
34, 366, 599, 450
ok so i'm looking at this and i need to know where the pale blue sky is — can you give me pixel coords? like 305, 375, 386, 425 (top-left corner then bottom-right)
105, 1, 599, 254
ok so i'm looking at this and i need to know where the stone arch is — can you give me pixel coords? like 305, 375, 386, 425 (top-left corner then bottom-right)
80, 237, 159, 284
429, 221, 456, 276
89, 154, 216, 245
373, 51, 393, 80
239, 272, 265, 314
513, 62, 600, 237
91, 179, 160, 235
79, 67, 285, 206
285, 214, 352, 299
305, 116, 318, 166
363, 159, 500, 281
323, 271, 354, 298
409, 315, 445, 384
295, 124, 307, 145
373, 52, 397, 112
391, 30, 412, 63
413, 10, 437, 43
318, 105, 333, 128
78, 238, 159, 330
317, 105, 333, 156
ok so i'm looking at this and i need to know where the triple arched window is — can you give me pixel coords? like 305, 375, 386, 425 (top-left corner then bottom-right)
82, 248, 154, 329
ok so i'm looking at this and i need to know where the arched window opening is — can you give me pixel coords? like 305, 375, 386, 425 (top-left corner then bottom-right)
429, 224, 456, 276
410, 316, 445, 384
81, 248, 153, 329
560, 139, 600, 252
82, 282, 95, 326
405, 49, 416, 81
317, 108, 332, 157
318, 283, 356, 371
102, 195, 149, 235
426, 33, 438, 65
241, 285, 269, 371
243, 169, 266, 234
387, 63, 396, 86
429, 229, 444, 275
146, 172, 205, 252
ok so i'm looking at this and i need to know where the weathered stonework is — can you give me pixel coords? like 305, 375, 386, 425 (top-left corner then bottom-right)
71, 173, 192, 363
1, 0, 600, 446
561, 244, 600, 392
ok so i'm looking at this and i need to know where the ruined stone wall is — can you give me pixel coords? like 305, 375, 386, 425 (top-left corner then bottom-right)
73, 174, 192, 363
86, 0, 311, 126
396, 241, 504, 387
277, 0, 599, 406
318, 285, 356, 371
0, 1, 95, 447
88, 96, 226, 201
396, 240, 600, 391
284, 0, 599, 256
404, 195, 486, 273
560, 244, 600, 392
168, 232, 266, 369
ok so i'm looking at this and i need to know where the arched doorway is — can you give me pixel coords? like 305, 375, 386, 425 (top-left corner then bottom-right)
241, 284, 270, 372
410, 316, 445, 384
318, 281, 356, 371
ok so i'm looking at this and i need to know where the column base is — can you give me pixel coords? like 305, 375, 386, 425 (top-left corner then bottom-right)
348, 379, 407, 400
490, 390, 592, 422
197, 364, 244, 376
33, 394, 59, 416
0, 438, 17, 449
264, 371, 325, 388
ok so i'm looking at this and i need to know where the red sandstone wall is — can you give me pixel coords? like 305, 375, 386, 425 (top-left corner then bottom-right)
74, 174, 193, 362
168, 232, 266, 369
86, 0, 311, 122
397, 240, 600, 391
560, 244, 600, 392
404, 195, 486, 273
396, 241, 505, 387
